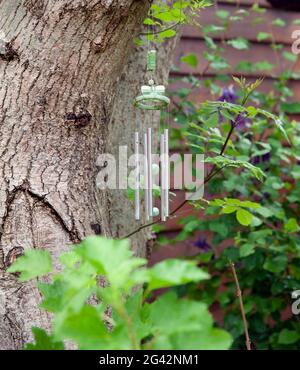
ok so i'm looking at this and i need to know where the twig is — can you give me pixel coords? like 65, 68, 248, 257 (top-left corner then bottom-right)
122, 120, 236, 239
229, 260, 251, 351
139, 21, 181, 36
123, 167, 222, 239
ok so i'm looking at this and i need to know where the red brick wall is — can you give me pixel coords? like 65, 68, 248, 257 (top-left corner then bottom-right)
149, 0, 300, 264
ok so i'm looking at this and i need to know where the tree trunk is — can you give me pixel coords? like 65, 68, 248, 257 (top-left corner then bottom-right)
0, 0, 149, 350
0, 0, 179, 349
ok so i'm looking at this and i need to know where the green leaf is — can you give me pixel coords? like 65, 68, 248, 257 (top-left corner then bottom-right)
154, 12, 177, 23
76, 236, 147, 290
257, 32, 271, 41
236, 209, 253, 226
254, 61, 274, 71
148, 259, 209, 291
272, 18, 286, 27
221, 205, 237, 214
240, 243, 255, 258
25, 327, 64, 350
256, 108, 290, 143
148, 292, 212, 335
38, 269, 95, 314
180, 53, 198, 68
148, 292, 232, 350
227, 38, 249, 50
205, 155, 266, 181
158, 29, 177, 39
53, 305, 112, 350
7, 249, 52, 281
255, 206, 273, 218
216, 10, 230, 19
170, 328, 232, 350
283, 51, 298, 62
281, 102, 300, 114
278, 329, 300, 345
143, 18, 156, 25
263, 255, 288, 274
284, 218, 300, 233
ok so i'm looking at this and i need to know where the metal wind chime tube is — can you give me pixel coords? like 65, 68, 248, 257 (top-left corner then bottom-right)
160, 133, 166, 222
147, 127, 153, 217
164, 128, 169, 217
134, 131, 140, 221
144, 133, 149, 221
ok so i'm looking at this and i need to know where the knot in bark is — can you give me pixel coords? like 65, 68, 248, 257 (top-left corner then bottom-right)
0, 40, 18, 62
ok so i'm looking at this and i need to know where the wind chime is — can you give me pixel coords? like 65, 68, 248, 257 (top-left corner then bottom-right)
133, 48, 170, 222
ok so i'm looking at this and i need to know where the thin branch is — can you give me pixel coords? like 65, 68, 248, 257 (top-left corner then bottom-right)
139, 21, 181, 36
123, 163, 226, 239
122, 94, 244, 240
229, 260, 252, 351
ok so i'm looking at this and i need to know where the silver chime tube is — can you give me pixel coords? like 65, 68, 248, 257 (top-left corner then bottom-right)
160, 133, 166, 222
164, 128, 169, 217
147, 127, 153, 217
134, 132, 140, 221
144, 133, 149, 221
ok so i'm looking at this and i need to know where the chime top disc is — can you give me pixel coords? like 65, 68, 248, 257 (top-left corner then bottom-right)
134, 92, 170, 110
134, 83, 170, 110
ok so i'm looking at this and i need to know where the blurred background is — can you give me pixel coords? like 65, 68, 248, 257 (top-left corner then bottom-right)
149, 0, 300, 349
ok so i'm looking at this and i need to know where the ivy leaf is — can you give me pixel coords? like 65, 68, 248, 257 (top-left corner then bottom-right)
236, 209, 253, 226
181, 53, 198, 68
7, 249, 52, 281
25, 327, 64, 350
148, 259, 209, 292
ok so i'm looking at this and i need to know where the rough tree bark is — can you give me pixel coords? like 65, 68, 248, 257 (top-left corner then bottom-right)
0, 0, 150, 350
0, 0, 179, 349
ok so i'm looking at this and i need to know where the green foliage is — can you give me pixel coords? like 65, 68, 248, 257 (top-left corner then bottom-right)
9, 236, 231, 350
25, 328, 64, 350
227, 38, 249, 50
138, 0, 212, 44
181, 53, 198, 67
209, 198, 261, 226
7, 249, 52, 281
167, 3, 300, 350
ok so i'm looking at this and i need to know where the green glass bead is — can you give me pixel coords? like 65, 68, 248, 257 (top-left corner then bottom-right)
147, 50, 157, 72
